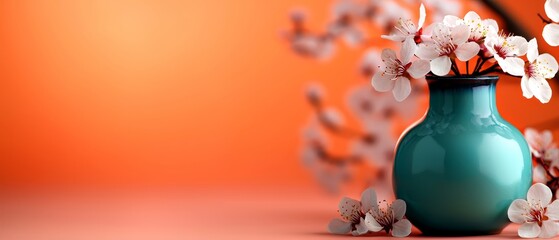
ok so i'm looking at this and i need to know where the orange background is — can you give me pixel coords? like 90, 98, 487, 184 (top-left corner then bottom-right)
1, 0, 559, 239
1, 0, 558, 190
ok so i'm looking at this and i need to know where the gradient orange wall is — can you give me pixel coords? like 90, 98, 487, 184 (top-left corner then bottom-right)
0, 0, 558, 189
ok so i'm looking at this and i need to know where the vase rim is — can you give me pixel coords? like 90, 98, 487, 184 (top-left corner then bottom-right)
426, 75, 499, 87
425, 75, 499, 81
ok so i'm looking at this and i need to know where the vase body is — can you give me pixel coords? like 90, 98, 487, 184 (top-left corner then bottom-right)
393, 76, 531, 236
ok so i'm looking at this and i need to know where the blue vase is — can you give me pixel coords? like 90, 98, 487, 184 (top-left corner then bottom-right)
393, 75, 531, 236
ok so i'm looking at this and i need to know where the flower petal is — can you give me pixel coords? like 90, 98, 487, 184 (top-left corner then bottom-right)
528, 38, 539, 63
528, 77, 552, 104
503, 57, 525, 76
546, 148, 559, 162
534, 164, 549, 183
528, 183, 553, 207
539, 220, 558, 238
365, 212, 384, 232
381, 34, 407, 42
382, 48, 398, 62
465, 11, 481, 21
393, 77, 412, 102
484, 19, 499, 33
509, 36, 529, 56
521, 75, 534, 99
372, 71, 396, 92
416, 44, 439, 60
407, 60, 430, 79
519, 222, 541, 238
392, 199, 407, 220
545, 0, 559, 22
360, 188, 378, 213
542, 131, 554, 150
547, 200, 559, 220
401, 38, 417, 64
392, 219, 412, 237
443, 15, 460, 27
338, 197, 362, 220
455, 42, 480, 61
430, 56, 452, 76
508, 199, 530, 224
543, 24, 559, 47
354, 218, 369, 235
328, 218, 352, 234
451, 24, 470, 45
525, 128, 542, 153
537, 53, 559, 78
418, 3, 426, 29
343, 27, 364, 46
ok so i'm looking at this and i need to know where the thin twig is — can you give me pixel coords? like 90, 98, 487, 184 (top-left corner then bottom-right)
451, 59, 461, 76
538, 13, 553, 24
476, 63, 499, 75
474, 58, 489, 74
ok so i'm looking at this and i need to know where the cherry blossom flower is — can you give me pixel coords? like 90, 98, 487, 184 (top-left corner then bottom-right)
291, 35, 335, 60
350, 120, 395, 168
381, 4, 426, 44
484, 32, 528, 76
328, 188, 379, 235
520, 39, 558, 103
360, 0, 382, 20
416, 23, 480, 76
423, 0, 462, 22
328, 0, 364, 46
346, 85, 394, 119
443, 11, 498, 43
543, 0, 559, 46
364, 195, 412, 237
360, 49, 383, 78
534, 165, 550, 184
305, 83, 325, 105
285, 9, 335, 59
524, 128, 559, 197
374, 1, 411, 33
301, 120, 350, 194
372, 38, 430, 101
321, 108, 344, 129
508, 183, 559, 238
525, 128, 557, 158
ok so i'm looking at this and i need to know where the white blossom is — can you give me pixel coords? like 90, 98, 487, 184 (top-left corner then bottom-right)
543, 0, 559, 46
382, 4, 426, 43
328, 188, 379, 235
365, 197, 412, 237
520, 39, 558, 103
484, 32, 528, 76
373, 38, 430, 101
416, 23, 480, 76
508, 183, 559, 238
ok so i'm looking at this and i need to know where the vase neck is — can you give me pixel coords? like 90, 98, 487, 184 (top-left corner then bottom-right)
426, 77, 498, 117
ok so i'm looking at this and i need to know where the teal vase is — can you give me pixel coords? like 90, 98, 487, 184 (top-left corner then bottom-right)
393, 75, 531, 236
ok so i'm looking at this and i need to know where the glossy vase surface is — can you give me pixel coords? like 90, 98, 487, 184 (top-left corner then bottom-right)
393, 75, 531, 236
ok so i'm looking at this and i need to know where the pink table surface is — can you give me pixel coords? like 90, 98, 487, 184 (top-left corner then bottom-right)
0, 186, 537, 239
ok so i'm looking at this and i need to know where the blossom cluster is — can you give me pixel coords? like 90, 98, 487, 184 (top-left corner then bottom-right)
292, 0, 458, 196
373, 5, 559, 103
328, 188, 412, 237
301, 83, 418, 196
